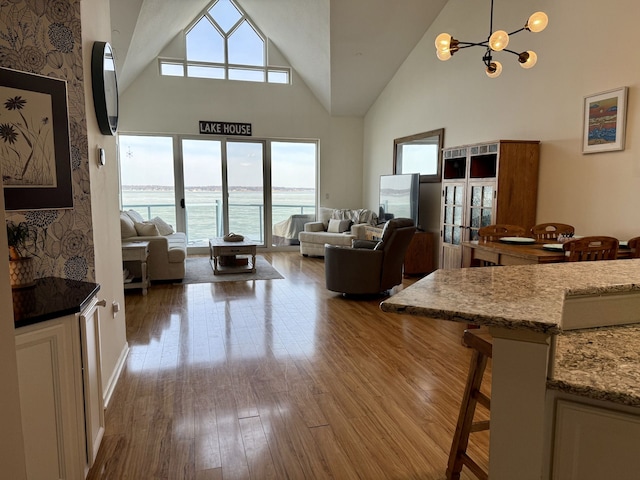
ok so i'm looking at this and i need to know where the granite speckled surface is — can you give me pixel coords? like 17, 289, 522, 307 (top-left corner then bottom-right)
550, 324, 640, 407
381, 259, 640, 334
381, 259, 640, 407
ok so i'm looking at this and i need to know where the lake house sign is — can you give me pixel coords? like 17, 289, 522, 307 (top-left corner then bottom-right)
199, 120, 252, 136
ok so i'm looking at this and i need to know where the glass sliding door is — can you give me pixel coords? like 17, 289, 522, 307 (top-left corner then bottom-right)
119, 134, 317, 251
181, 139, 223, 247
270, 141, 317, 247
118, 135, 176, 225
226, 140, 265, 243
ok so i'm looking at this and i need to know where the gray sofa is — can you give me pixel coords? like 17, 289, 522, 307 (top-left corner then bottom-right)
298, 207, 378, 257
120, 210, 187, 281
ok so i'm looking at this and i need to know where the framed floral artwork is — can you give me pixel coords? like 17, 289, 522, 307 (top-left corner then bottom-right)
0, 67, 73, 210
582, 87, 628, 154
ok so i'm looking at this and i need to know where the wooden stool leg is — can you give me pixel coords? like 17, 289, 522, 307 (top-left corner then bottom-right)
446, 349, 489, 480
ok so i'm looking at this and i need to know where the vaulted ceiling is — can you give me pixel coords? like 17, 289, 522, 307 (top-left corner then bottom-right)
109, 0, 448, 116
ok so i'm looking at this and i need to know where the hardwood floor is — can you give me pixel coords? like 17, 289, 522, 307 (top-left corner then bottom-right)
88, 252, 489, 480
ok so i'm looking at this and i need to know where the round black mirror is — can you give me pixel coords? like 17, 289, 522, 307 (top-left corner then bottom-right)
91, 41, 119, 136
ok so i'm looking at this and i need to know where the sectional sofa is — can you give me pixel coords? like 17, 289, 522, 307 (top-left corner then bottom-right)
119, 210, 187, 281
298, 207, 378, 257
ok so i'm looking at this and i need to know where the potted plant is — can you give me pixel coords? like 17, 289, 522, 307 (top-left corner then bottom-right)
6, 220, 37, 288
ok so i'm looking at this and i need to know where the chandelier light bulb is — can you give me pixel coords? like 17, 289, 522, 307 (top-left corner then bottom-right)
518, 50, 538, 69
435, 33, 452, 52
489, 30, 509, 51
436, 49, 452, 61
486, 61, 502, 78
526, 12, 548, 33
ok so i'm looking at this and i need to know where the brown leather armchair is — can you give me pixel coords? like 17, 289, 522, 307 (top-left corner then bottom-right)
325, 218, 416, 295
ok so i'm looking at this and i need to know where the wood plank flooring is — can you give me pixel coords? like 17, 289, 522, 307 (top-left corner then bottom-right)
88, 252, 489, 479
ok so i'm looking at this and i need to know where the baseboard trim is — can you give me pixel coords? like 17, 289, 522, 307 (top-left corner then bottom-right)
103, 342, 129, 410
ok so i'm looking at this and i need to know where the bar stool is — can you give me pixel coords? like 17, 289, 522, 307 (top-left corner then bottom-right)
446, 328, 492, 480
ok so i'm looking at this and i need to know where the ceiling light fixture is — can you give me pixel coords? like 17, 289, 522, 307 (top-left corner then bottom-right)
434, 1, 548, 78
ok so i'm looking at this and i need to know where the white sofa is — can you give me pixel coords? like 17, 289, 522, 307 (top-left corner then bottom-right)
120, 210, 187, 281
298, 207, 378, 257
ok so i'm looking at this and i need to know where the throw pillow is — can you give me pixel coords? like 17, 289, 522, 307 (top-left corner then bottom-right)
327, 218, 352, 233
150, 216, 174, 235
127, 209, 145, 223
120, 213, 137, 239
134, 221, 160, 236
318, 207, 334, 229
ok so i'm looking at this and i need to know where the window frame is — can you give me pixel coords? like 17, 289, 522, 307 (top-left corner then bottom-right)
158, 0, 291, 85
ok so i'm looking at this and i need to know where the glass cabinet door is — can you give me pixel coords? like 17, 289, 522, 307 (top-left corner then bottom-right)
442, 182, 466, 245
468, 181, 495, 240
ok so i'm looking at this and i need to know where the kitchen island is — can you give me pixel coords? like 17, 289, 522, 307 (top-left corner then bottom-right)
381, 259, 640, 479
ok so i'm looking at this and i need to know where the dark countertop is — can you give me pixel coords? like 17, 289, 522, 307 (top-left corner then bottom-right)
13, 277, 100, 329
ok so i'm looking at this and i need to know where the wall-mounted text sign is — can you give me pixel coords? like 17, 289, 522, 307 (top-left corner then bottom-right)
199, 120, 252, 136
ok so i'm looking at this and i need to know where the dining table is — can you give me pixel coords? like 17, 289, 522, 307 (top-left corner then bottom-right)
462, 238, 632, 268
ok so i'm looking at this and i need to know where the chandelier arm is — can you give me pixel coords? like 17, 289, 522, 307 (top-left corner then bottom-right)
502, 48, 521, 56
458, 41, 489, 48
507, 27, 526, 36
489, 0, 495, 36
482, 49, 493, 67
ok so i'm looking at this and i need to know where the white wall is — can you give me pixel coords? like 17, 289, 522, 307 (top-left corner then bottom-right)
118, 38, 364, 210
364, 0, 640, 242
81, 0, 129, 405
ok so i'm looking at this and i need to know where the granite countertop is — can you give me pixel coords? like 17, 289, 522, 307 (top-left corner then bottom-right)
13, 277, 100, 329
550, 324, 640, 407
381, 259, 640, 334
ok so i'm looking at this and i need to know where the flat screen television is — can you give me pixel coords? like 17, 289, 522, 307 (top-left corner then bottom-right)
378, 173, 420, 229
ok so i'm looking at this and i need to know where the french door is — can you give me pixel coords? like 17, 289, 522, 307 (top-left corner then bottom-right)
180, 138, 266, 250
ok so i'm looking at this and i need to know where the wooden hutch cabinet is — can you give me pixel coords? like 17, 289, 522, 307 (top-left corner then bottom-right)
440, 140, 540, 269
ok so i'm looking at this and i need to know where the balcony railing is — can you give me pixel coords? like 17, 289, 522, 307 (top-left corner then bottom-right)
123, 200, 315, 245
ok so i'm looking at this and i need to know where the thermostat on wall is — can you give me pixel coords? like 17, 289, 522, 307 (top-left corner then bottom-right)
97, 146, 106, 167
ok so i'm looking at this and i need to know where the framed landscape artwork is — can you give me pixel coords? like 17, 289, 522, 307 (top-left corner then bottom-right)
582, 87, 628, 154
0, 67, 73, 210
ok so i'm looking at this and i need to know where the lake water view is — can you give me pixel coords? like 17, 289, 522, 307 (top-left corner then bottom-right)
122, 189, 316, 245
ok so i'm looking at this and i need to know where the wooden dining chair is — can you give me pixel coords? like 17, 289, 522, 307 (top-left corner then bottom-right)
477, 224, 526, 242
627, 237, 640, 258
562, 236, 619, 262
531, 223, 575, 241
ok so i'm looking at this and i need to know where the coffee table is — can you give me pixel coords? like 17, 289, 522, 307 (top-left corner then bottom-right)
209, 237, 258, 275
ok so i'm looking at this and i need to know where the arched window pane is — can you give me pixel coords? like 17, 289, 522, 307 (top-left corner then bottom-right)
208, 0, 241, 34
228, 20, 264, 66
186, 17, 224, 63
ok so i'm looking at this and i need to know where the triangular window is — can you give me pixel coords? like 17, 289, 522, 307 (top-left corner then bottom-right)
159, 0, 289, 84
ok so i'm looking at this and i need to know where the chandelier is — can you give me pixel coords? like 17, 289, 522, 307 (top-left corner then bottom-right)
434, 0, 548, 78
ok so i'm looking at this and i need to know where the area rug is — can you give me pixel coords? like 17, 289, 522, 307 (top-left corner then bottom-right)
178, 255, 284, 284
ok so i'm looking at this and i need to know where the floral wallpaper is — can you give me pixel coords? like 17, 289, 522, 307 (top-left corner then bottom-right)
1, 0, 95, 282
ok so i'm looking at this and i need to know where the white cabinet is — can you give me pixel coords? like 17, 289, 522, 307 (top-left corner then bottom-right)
80, 297, 105, 472
552, 399, 640, 480
15, 296, 105, 479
